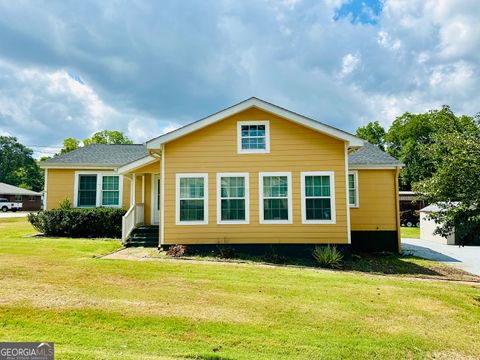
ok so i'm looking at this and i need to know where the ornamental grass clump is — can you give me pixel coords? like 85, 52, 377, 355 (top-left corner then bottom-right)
312, 245, 343, 269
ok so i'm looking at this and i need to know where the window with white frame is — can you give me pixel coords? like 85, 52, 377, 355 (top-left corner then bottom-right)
102, 176, 120, 206
75, 173, 122, 208
14, 195, 22, 202
348, 171, 358, 207
301, 172, 336, 224
176, 174, 208, 225
237, 121, 270, 153
259, 172, 292, 224
217, 173, 249, 224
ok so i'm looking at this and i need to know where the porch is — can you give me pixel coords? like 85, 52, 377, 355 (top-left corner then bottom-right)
118, 155, 161, 244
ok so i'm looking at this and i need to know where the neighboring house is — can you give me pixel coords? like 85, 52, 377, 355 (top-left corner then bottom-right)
39, 98, 403, 252
0, 182, 43, 210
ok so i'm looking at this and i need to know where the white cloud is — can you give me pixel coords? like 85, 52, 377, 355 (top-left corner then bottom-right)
0, 0, 479, 156
339, 53, 360, 78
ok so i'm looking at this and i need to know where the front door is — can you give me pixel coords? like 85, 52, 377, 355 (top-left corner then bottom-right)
152, 174, 160, 225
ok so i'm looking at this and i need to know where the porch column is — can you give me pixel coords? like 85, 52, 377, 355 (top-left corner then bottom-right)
141, 175, 145, 203
131, 175, 136, 206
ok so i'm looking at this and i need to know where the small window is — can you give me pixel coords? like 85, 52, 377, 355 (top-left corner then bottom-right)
29, 196, 36, 201
301, 172, 336, 224
348, 171, 359, 207
102, 176, 120, 206
78, 175, 97, 207
237, 121, 270, 153
176, 174, 208, 225
14, 195, 22, 202
259, 172, 292, 224
217, 173, 249, 224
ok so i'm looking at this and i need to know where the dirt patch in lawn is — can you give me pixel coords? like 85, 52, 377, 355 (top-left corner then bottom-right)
101, 247, 480, 285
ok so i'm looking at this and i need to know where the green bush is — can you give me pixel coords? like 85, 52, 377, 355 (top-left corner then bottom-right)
28, 208, 126, 238
312, 245, 343, 269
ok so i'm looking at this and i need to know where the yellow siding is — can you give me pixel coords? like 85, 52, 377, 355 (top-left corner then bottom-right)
46, 169, 130, 210
46, 169, 75, 210
350, 169, 397, 231
144, 174, 152, 225
163, 106, 349, 245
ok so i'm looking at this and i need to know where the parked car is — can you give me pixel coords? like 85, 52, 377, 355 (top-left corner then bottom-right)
401, 209, 420, 227
0, 198, 22, 212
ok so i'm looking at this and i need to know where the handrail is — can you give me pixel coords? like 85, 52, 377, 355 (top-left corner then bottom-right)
122, 203, 145, 243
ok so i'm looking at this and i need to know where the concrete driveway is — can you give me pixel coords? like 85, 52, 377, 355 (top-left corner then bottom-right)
0, 211, 33, 218
402, 238, 480, 276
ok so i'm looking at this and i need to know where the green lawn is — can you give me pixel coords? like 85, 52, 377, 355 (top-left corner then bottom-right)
0, 218, 479, 359
401, 226, 420, 239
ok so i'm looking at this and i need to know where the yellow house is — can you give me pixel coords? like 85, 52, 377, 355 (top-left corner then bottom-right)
40, 98, 403, 252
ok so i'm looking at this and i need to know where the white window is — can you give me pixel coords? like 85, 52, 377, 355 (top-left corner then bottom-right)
176, 173, 208, 225
74, 172, 123, 208
259, 172, 292, 224
237, 121, 270, 154
14, 195, 22, 202
348, 171, 359, 208
301, 171, 336, 224
217, 173, 249, 224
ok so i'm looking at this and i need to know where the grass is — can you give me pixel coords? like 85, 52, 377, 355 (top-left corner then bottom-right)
0, 218, 479, 359
401, 226, 420, 239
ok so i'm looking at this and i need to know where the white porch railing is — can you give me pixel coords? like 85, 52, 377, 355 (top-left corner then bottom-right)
122, 203, 145, 242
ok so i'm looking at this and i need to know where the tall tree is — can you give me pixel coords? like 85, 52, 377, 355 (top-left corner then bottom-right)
83, 130, 133, 146
385, 105, 479, 190
355, 121, 386, 150
0, 136, 43, 191
414, 126, 480, 245
60, 138, 80, 154
58, 130, 133, 154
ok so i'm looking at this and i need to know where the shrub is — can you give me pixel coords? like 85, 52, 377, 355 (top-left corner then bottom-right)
28, 207, 126, 238
312, 245, 343, 269
59, 197, 72, 210
264, 246, 287, 264
166, 245, 187, 257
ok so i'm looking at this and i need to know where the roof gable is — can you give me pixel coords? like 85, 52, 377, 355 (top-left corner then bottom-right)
146, 97, 364, 149
0, 182, 42, 196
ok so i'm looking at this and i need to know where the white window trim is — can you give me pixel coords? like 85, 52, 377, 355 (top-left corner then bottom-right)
300, 171, 336, 225
73, 171, 123, 208
216, 173, 250, 225
348, 170, 359, 208
259, 172, 292, 224
175, 173, 208, 225
237, 120, 270, 154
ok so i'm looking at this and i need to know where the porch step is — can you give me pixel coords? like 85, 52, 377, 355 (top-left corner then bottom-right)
125, 226, 159, 248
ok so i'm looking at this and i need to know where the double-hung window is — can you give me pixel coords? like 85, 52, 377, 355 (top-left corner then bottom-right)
176, 174, 208, 225
259, 172, 292, 224
217, 173, 249, 224
301, 171, 336, 224
78, 174, 97, 207
75, 173, 122, 208
237, 121, 270, 153
348, 171, 359, 207
102, 176, 120, 206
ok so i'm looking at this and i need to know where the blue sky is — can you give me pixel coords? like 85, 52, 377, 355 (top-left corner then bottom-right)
0, 0, 478, 158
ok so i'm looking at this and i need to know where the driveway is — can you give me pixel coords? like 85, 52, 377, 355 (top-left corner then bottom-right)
0, 211, 33, 218
402, 238, 480, 276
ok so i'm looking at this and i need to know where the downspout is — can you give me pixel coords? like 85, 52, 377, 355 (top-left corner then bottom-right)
394, 166, 401, 252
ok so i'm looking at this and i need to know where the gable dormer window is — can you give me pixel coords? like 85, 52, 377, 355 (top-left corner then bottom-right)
237, 121, 270, 154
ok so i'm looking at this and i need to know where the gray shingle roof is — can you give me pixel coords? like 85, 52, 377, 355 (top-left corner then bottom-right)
40, 142, 401, 167
0, 182, 42, 196
40, 144, 148, 167
348, 142, 402, 166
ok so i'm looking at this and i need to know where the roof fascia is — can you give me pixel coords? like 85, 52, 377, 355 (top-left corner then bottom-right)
146, 98, 364, 148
